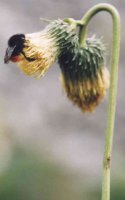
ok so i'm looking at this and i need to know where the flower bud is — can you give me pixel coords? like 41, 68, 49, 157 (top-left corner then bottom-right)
59, 37, 109, 112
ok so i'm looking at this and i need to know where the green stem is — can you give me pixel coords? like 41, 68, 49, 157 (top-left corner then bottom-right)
79, 3, 120, 200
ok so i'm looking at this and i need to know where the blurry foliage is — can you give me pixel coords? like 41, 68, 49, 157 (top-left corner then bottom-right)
0, 147, 79, 200
111, 181, 125, 200
0, 146, 125, 200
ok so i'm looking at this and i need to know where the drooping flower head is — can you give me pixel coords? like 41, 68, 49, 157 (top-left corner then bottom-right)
58, 36, 109, 112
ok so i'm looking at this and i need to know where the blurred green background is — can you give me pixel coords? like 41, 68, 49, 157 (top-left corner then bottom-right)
0, 0, 125, 199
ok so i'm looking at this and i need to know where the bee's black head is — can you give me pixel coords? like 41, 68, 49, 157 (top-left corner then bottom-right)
4, 34, 25, 63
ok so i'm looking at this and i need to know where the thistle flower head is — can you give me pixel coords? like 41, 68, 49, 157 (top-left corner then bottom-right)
59, 37, 110, 112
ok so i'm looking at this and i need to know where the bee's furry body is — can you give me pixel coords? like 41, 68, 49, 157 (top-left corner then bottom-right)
18, 32, 58, 78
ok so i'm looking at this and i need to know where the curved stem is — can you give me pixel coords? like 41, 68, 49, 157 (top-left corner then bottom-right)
79, 3, 120, 200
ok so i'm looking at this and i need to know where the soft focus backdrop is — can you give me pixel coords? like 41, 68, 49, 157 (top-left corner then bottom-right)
0, 0, 125, 199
